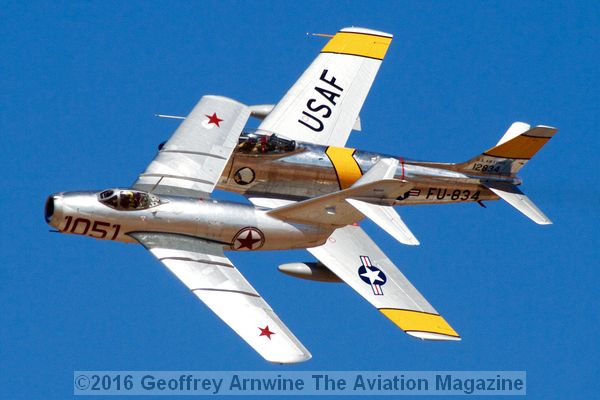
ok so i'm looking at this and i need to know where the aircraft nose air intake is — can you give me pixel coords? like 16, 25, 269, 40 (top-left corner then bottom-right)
44, 196, 54, 223
44, 194, 63, 226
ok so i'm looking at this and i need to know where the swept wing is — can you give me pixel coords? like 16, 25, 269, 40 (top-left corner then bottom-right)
247, 189, 456, 341
267, 178, 411, 227
132, 96, 310, 363
134, 95, 250, 197
308, 225, 460, 341
130, 232, 311, 364
258, 27, 393, 147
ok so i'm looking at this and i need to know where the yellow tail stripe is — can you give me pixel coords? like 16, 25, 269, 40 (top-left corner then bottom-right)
321, 32, 392, 60
380, 309, 460, 338
485, 135, 551, 160
325, 146, 363, 189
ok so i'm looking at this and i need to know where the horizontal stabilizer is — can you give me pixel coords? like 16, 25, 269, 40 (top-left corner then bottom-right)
484, 182, 552, 225
346, 199, 419, 245
353, 158, 398, 186
267, 179, 412, 227
269, 158, 410, 227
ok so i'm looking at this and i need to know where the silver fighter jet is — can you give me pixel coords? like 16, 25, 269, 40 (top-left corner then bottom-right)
46, 95, 463, 363
213, 27, 557, 241
206, 28, 555, 349
208, 27, 556, 350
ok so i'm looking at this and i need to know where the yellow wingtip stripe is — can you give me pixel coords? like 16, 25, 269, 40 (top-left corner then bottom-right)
321, 31, 392, 60
325, 146, 363, 189
380, 309, 460, 338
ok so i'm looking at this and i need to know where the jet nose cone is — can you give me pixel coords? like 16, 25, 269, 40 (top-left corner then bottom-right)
44, 193, 64, 227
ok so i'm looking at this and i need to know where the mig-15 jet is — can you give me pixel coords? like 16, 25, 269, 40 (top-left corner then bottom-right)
46, 27, 556, 363
46, 95, 463, 363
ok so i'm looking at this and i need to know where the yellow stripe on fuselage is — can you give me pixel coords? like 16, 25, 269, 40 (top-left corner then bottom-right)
321, 31, 392, 60
380, 308, 460, 338
484, 135, 551, 160
325, 146, 363, 189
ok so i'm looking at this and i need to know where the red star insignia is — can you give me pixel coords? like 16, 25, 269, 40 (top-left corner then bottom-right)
236, 230, 261, 250
205, 112, 223, 127
258, 325, 275, 339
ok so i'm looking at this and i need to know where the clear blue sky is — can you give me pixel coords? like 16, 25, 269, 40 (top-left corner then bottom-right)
2, 1, 599, 398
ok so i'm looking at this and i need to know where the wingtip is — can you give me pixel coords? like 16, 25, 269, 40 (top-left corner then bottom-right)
535, 124, 558, 131
339, 26, 393, 38
406, 331, 462, 342
401, 237, 420, 246
265, 352, 312, 364
380, 309, 460, 340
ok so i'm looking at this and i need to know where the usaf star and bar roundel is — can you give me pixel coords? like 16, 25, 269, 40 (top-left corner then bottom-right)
358, 255, 387, 295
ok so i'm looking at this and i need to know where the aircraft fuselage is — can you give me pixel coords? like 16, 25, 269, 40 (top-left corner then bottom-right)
44, 190, 329, 250
217, 132, 517, 205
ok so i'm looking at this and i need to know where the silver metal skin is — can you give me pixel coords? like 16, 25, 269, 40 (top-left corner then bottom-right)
45, 190, 329, 250
217, 131, 511, 205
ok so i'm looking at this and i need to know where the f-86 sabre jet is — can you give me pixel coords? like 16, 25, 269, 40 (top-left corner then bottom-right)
217, 28, 556, 234
208, 27, 557, 250
46, 95, 463, 364
207, 26, 555, 347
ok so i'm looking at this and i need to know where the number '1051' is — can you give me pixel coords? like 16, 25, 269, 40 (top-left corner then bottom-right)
63, 216, 121, 240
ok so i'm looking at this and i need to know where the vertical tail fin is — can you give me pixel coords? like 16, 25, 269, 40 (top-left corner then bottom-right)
458, 122, 558, 225
457, 122, 557, 176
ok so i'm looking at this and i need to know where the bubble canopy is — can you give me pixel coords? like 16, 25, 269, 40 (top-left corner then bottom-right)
237, 131, 297, 154
98, 189, 161, 211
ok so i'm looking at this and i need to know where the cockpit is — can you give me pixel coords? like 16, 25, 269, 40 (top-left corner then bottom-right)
98, 189, 161, 211
237, 132, 297, 154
